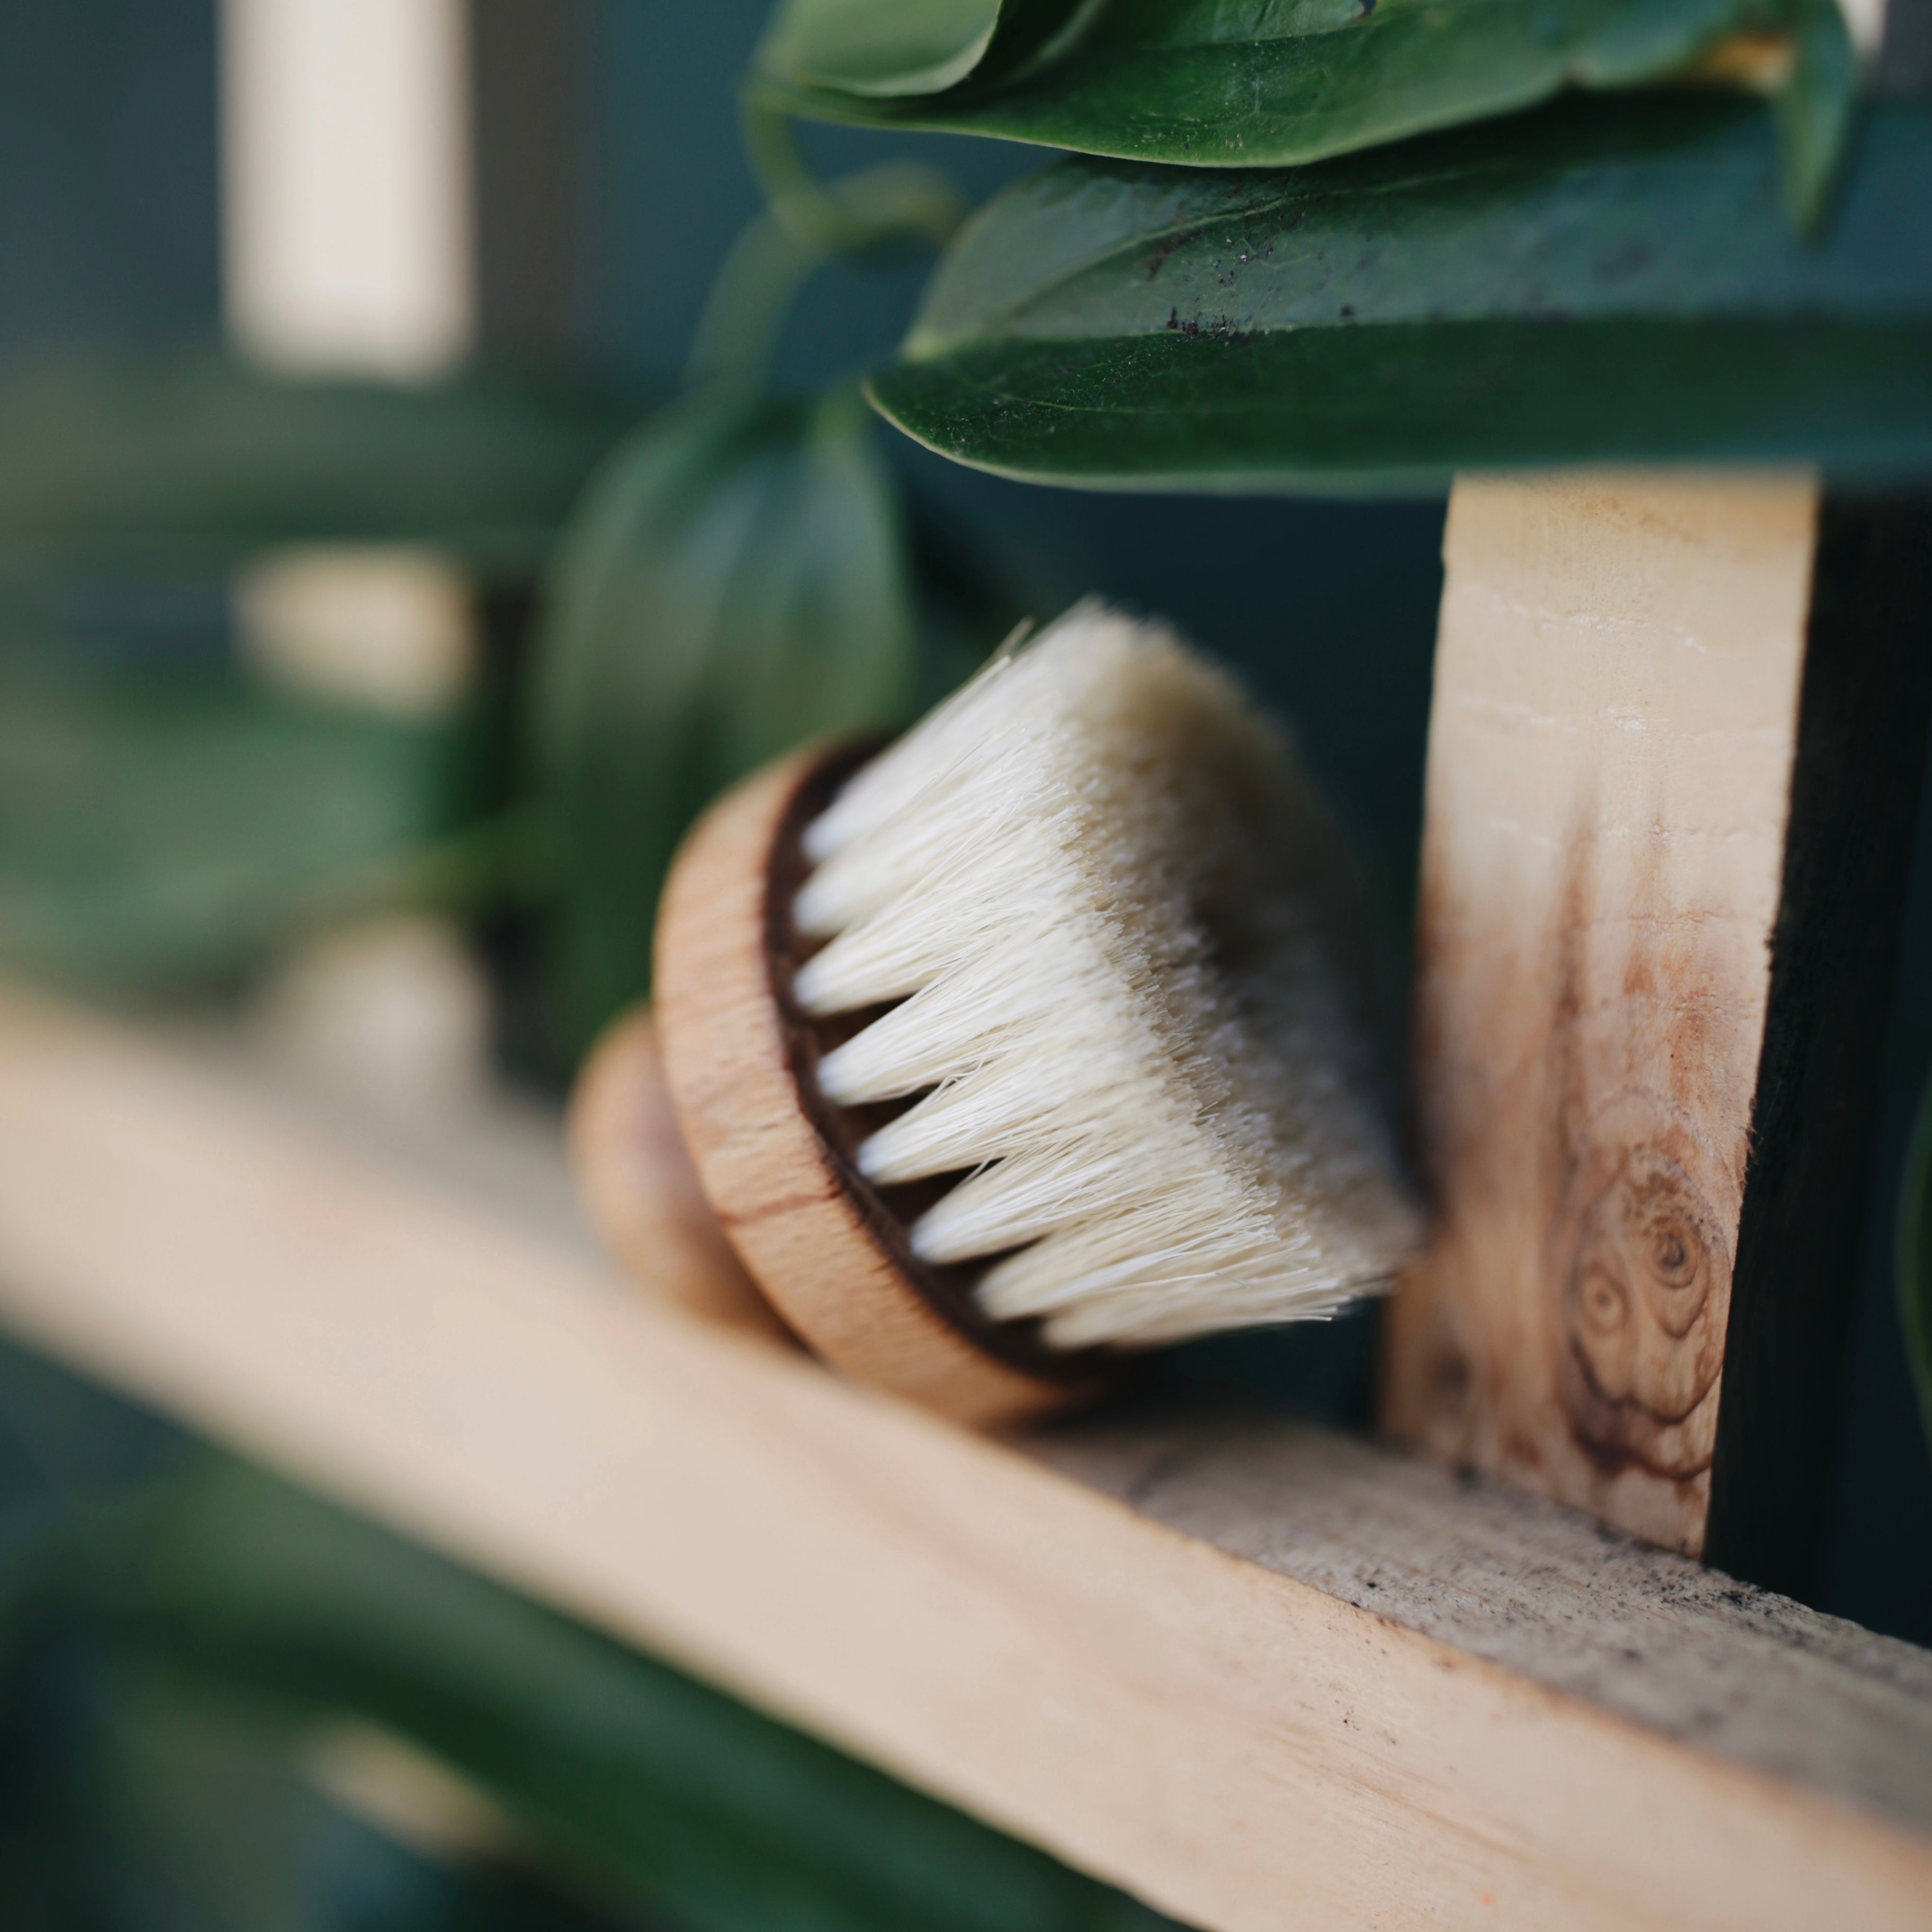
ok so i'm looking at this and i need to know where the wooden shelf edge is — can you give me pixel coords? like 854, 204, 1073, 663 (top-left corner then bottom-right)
0, 982, 1928, 1932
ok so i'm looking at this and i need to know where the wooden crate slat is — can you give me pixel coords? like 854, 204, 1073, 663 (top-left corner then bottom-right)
0, 984, 1928, 1932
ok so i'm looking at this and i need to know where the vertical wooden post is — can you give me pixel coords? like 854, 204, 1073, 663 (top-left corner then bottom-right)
1382, 475, 1931, 1587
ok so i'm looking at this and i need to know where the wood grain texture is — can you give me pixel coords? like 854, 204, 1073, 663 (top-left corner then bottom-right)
1, 987, 1930, 1932
654, 743, 1085, 1426
1041, 1403, 1932, 1829
1385, 473, 1820, 1554
1387, 476, 1932, 1578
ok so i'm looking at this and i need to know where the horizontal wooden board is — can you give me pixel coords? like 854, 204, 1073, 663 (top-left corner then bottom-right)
0, 985, 1928, 1932
1040, 1409, 1932, 1829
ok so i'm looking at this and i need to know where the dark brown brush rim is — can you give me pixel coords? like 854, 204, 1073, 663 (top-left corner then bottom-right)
763, 740, 1112, 1390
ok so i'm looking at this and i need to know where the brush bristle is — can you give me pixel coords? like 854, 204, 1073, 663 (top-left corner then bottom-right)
789, 601, 1422, 1351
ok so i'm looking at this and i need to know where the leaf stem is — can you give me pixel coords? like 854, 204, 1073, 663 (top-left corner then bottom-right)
685, 211, 823, 386
686, 105, 969, 389
741, 95, 966, 258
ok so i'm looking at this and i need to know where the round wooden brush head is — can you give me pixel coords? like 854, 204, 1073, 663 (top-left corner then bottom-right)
651, 741, 1107, 1427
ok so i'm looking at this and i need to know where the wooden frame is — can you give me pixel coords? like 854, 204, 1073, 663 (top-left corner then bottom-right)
2, 983, 1929, 1932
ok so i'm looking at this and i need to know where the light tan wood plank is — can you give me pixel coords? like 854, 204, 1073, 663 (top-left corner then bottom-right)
0, 985, 1927, 1932
1385, 472, 1820, 1553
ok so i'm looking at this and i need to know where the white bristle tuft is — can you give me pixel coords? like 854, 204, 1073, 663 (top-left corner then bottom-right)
790, 600, 1423, 1352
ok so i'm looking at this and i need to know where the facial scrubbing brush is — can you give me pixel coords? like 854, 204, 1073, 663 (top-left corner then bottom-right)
651, 601, 1424, 1425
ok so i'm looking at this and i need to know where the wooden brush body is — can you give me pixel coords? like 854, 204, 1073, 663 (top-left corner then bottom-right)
654, 740, 1103, 1425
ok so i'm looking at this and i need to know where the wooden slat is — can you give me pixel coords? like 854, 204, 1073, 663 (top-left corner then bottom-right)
1042, 1414, 1932, 1830
1385, 473, 1818, 1557
1384, 474, 1932, 1590
0, 984, 1929, 1932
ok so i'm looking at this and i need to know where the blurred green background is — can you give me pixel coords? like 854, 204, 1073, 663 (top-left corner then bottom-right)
0, 4, 1927, 1925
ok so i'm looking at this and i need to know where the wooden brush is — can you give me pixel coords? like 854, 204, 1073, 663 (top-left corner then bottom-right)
601, 602, 1423, 1425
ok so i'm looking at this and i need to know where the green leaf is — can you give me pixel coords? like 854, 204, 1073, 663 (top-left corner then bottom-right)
758, 0, 1086, 98
0, 655, 481, 992
1774, 0, 1859, 226
866, 95, 1932, 493
1901, 1070, 1932, 1462
754, 0, 1849, 190
0, 353, 641, 578
1, 1593, 647, 1932
533, 384, 916, 1059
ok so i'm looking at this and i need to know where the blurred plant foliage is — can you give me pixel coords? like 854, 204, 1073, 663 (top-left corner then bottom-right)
532, 383, 917, 1061
523, 136, 1051, 1058
0, 354, 639, 578
0, 353, 636, 1003
0, 267, 1026, 1062
0, 643, 490, 994
0, 1339, 1178, 1932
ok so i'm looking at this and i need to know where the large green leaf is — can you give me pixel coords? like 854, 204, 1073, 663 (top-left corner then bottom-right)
0, 354, 640, 577
753, 0, 1854, 216
1901, 1070, 1932, 1461
866, 95, 1932, 493
0, 655, 481, 992
532, 384, 916, 1058
759, 0, 1085, 97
